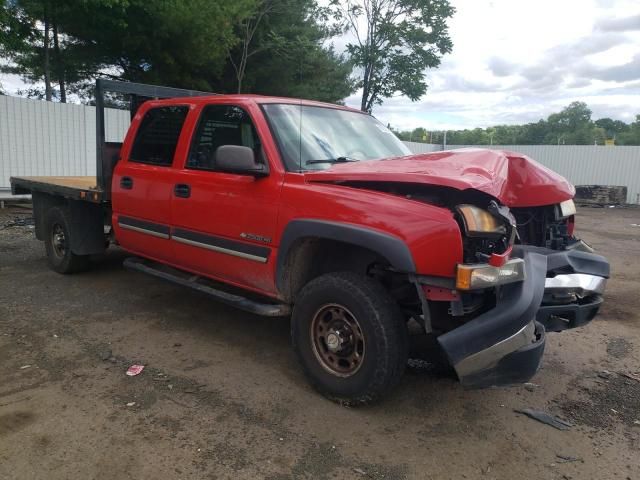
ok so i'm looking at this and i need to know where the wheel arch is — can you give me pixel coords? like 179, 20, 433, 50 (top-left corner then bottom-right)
276, 219, 416, 302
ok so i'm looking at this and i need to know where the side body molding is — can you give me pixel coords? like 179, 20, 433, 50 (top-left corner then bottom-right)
276, 219, 416, 294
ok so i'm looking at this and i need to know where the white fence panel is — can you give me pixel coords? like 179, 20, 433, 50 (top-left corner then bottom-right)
0, 95, 130, 189
403, 143, 640, 204
402, 141, 442, 153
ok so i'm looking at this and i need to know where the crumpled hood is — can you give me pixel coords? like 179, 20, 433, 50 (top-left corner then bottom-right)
304, 148, 575, 208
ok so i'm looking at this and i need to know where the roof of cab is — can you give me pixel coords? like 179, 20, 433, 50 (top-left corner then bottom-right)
145, 93, 365, 114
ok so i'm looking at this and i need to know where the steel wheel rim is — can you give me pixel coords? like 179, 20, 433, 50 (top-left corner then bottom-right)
310, 303, 366, 378
51, 223, 66, 258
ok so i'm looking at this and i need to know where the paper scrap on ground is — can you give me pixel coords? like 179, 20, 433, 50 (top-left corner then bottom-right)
126, 365, 145, 376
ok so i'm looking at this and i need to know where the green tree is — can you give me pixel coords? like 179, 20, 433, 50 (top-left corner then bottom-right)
0, 0, 97, 102
330, 0, 454, 112
618, 115, 640, 145
1, 0, 257, 99
409, 127, 428, 141
225, 0, 355, 102
1, 0, 53, 100
2, 0, 353, 103
517, 120, 548, 145
594, 118, 628, 140
227, 0, 274, 93
398, 103, 640, 146
63, 0, 255, 92
547, 101, 592, 131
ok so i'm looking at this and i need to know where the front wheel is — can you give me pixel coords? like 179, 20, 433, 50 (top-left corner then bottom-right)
291, 272, 408, 405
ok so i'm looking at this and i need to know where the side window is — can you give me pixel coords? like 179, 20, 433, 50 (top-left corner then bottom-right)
129, 106, 189, 166
187, 105, 261, 171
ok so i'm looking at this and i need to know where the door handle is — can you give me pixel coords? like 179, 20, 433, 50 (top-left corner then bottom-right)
120, 176, 133, 189
174, 183, 191, 198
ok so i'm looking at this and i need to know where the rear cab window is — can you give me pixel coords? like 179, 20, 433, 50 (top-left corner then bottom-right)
130, 106, 189, 166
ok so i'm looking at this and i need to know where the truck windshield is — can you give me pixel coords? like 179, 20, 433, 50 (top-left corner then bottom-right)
262, 104, 411, 171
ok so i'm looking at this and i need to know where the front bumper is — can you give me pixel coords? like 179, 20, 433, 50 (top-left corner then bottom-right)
536, 248, 610, 332
537, 296, 603, 331
437, 247, 548, 388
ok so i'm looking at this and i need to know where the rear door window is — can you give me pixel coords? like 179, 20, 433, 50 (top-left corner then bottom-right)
130, 106, 189, 166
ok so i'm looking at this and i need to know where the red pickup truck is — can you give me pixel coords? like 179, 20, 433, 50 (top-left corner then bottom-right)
11, 80, 609, 404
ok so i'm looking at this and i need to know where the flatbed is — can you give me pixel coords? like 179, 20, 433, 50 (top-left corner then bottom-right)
11, 176, 104, 203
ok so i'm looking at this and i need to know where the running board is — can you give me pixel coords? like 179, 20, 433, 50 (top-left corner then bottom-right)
123, 257, 291, 317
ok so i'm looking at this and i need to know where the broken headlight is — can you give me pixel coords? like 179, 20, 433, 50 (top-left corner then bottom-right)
456, 204, 507, 238
558, 199, 576, 218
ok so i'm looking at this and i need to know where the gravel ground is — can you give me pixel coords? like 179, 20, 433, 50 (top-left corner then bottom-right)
1, 204, 639, 480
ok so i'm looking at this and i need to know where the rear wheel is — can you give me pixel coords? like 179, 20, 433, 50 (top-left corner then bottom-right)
44, 206, 90, 274
291, 272, 408, 405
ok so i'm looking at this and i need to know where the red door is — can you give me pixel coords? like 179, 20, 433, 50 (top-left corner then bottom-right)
169, 102, 284, 296
112, 104, 190, 264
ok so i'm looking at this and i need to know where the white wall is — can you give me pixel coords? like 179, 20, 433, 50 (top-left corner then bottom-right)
403, 143, 640, 204
0, 95, 129, 189
402, 141, 442, 154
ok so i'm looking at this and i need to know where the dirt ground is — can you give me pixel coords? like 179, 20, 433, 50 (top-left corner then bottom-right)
1, 204, 639, 480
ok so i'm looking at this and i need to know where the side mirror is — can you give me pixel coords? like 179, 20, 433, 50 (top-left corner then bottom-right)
214, 145, 268, 177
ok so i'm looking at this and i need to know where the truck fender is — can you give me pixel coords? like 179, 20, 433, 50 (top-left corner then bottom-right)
276, 219, 416, 295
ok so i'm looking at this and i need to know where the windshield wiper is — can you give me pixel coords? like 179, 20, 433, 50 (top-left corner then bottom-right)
306, 156, 359, 165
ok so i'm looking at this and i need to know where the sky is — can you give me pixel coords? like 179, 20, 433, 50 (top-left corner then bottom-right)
2, 0, 640, 131
341, 0, 640, 130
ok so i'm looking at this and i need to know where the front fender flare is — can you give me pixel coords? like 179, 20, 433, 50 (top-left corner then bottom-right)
276, 219, 416, 295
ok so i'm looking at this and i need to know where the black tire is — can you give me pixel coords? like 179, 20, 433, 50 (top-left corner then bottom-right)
44, 206, 90, 274
291, 272, 408, 405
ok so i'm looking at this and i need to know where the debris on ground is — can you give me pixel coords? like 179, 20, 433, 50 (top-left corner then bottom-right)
556, 454, 582, 464
0, 216, 35, 230
125, 364, 145, 376
353, 467, 367, 475
598, 370, 615, 380
524, 383, 539, 391
126, 402, 136, 407
99, 348, 112, 361
19, 365, 31, 369
514, 408, 573, 430
619, 371, 640, 383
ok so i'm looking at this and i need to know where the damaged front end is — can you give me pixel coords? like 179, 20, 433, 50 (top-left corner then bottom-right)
412, 199, 550, 388
416, 198, 608, 388
304, 150, 610, 388
536, 247, 609, 332
512, 199, 610, 332
435, 246, 547, 388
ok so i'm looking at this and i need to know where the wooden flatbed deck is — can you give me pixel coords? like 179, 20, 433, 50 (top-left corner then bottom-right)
10, 176, 105, 203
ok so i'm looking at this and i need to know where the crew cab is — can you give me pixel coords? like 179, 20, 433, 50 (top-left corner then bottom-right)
11, 80, 610, 404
